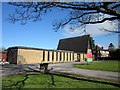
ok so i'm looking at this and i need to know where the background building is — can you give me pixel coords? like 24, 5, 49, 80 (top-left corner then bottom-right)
0, 51, 7, 62
57, 35, 94, 61
7, 46, 78, 64
7, 35, 110, 64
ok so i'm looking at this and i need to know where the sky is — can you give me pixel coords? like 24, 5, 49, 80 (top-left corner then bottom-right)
2, 2, 118, 50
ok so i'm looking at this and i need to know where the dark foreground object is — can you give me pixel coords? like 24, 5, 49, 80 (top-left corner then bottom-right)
40, 63, 49, 73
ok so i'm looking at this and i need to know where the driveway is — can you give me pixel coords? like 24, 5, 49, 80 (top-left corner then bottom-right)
48, 62, 120, 83
1, 62, 120, 83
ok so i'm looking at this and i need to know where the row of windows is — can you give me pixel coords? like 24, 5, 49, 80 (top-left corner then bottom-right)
43, 51, 74, 61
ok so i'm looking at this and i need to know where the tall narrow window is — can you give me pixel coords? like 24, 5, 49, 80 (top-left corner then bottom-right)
48, 51, 50, 61
52, 51, 54, 61
72, 52, 74, 61
67, 53, 68, 61
71, 53, 72, 61
60, 52, 61, 61
43, 51, 45, 61
70, 53, 71, 61
56, 52, 58, 61
63, 52, 65, 61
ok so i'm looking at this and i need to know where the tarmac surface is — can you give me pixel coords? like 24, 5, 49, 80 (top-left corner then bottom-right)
1, 61, 120, 83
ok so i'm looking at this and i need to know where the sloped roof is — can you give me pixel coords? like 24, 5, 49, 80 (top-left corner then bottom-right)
57, 35, 90, 53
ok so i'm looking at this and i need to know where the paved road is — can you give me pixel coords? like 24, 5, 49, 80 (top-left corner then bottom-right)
1, 62, 120, 83
48, 62, 120, 83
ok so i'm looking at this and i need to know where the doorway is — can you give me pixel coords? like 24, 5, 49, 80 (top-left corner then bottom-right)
77, 54, 80, 62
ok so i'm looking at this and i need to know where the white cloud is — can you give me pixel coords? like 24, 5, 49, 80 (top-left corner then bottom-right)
62, 21, 118, 49
63, 26, 84, 38
62, 21, 117, 38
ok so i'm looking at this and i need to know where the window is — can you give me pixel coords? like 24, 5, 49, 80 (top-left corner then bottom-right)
48, 51, 50, 61
60, 52, 61, 61
71, 53, 72, 61
67, 53, 68, 61
63, 52, 65, 61
72, 53, 74, 61
77, 54, 80, 61
56, 52, 58, 61
52, 51, 54, 61
43, 51, 45, 61
70, 53, 71, 61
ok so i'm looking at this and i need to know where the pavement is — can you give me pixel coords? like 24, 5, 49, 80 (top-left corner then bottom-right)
1, 61, 120, 83
48, 62, 120, 83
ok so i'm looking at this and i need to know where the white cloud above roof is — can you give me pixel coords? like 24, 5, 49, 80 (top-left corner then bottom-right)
63, 21, 117, 38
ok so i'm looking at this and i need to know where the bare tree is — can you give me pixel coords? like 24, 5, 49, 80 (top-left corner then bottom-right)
8, 2, 120, 32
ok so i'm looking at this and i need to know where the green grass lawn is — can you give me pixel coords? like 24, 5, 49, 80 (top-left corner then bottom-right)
2, 72, 119, 89
74, 60, 120, 72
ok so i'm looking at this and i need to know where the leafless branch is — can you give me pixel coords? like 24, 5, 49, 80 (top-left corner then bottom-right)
100, 27, 120, 33
8, 2, 120, 32
83, 17, 119, 24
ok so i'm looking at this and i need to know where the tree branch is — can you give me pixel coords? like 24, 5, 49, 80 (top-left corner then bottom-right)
61, 11, 99, 26
100, 28, 120, 33
8, 2, 120, 33
112, 4, 120, 9
83, 17, 120, 24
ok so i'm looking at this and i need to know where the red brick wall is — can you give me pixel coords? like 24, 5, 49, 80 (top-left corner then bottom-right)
2, 52, 7, 61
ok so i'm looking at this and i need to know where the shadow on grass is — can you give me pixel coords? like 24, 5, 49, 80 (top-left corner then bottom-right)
2, 70, 120, 89
2, 73, 40, 89
47, 72, 120, 88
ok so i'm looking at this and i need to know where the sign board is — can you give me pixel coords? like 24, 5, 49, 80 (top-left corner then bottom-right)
87, 58, 92, 62
87, 52, 93, 62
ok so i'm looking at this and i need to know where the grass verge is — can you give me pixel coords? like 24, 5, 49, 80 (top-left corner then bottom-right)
73, 61, 120, 72
2, 72, 120, 89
